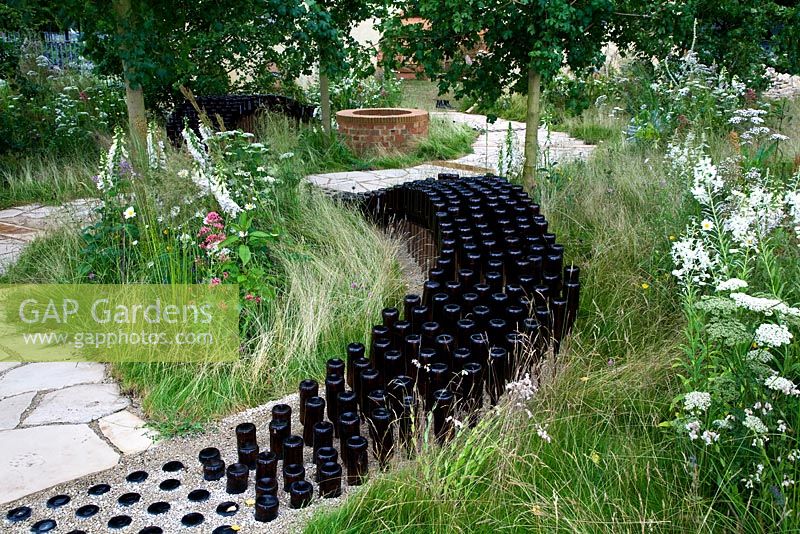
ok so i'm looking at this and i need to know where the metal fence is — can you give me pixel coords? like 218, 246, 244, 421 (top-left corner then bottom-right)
0, 31, 85, 68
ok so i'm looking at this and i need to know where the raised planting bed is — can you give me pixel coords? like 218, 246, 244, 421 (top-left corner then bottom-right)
336, 108, 429, 155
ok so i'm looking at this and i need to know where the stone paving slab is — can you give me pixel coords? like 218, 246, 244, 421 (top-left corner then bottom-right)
0, 362, 106, 399
98, 410, 156, 455
0, 424, 120, 504
22, 383, 130, 425
0, 391, 35, 430
307, 111, 597, 194
0, 199, 98, 275
0, 361, 22, 374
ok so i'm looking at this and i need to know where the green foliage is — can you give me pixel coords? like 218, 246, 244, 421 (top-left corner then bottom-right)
612, 0, 800, 83
593, 51, 750, 145
0, 50, 126, 160
57, 0, 305, 110
667, 125, 800, 527
380, 0, 613, 104
306, 71, 402, 112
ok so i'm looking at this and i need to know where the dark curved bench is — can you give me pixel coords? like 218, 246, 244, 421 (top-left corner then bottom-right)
166, 94, 316, 144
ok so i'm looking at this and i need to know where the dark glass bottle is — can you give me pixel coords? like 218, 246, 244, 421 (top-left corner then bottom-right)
410, 305, 430, 334
326, 358, 345, 378
256, 451, 277, 481
289, 480, 314, 509
254, 494, 279, 523
283, 464, 305, 492
421, 321, 441, 349
282, 435, 304, 467
225, 463, 248, 494
387, 375, 413, 417
315, 447, 338, 481
382, 307, 400, 330
271, 404, 291, 427
392, 320, 412, 351
403, 334, 422, 373
237, 443, 258, 470
488, 347, 509, 405
255, 476, 278, 498
357, 368, 380, 417
336, 390, 358, 422
303, 396, 325, 446
268, 420, 289, 460
403, 294, 422, 322
198, 447, 220, 466
487, 318, 508, 349
318, 461, 343, 498
298, 379, 319, 425
338, 411, 360, 465
398, 395, 416, 456
382, 349, 403, 386
442, 303, 462, 333
345, 435, 369, 485
431, 292, 450, 324
346, 342, 366, 388
311, 421, 334, 465
455, 319, 476, 348
203, 458, 225, 481
235, 422, 257, 449
369, 407, 394, 468
325, 373, 345, 431
426, 363, 450, 410
432, 389, 455, 443
462, 362, 484, 426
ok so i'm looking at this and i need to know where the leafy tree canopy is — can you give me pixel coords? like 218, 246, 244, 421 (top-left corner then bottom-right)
57, 0, 305, 110
612, 0, 800, 83
380, 0, 614, 104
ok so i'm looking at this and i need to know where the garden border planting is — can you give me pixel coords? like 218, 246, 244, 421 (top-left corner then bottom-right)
2, 173, 578, 532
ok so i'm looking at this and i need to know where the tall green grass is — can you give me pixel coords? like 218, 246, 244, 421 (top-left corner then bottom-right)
305, 139, 736, 532
3, 186, 405, 430
0, 154, 97, 209
255, 113, 476, 178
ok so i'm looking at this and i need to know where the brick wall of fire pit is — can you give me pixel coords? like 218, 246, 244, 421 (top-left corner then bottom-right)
336, 108, 429, 155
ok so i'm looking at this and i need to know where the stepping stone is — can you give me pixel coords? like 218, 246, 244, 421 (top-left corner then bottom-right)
98, 410, 156, 455
0, 362, 105, 399
0, 362, 22, 374
0, 208, 24, 219
23, 383, 129, 425
0, 424, 119, 504
0, 391, 35, 430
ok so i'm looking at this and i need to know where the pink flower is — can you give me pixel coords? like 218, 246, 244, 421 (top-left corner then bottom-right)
199, 233, 226, 250
210, 277, 221, 286
245, 294, 255, 301
222, 271, 229, 279
203, 212, 223, 225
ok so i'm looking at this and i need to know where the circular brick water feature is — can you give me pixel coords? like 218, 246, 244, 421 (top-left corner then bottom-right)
336, 108, 429, 155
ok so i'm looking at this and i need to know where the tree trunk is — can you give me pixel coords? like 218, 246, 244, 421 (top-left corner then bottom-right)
112, 0, 147, 142
522, 67, 541, 189
319, 65, 331, 135
124, 83, 147, 142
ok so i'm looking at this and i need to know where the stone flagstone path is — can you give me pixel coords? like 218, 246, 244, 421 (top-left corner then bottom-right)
0, 362, 156, 504
0, 199, 98, 275
0, 111, 593, 506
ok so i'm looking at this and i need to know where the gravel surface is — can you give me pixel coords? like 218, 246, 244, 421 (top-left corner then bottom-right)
1, 391, 372, 534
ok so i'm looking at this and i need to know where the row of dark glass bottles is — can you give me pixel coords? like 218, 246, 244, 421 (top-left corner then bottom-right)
195, 174, 580, 524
